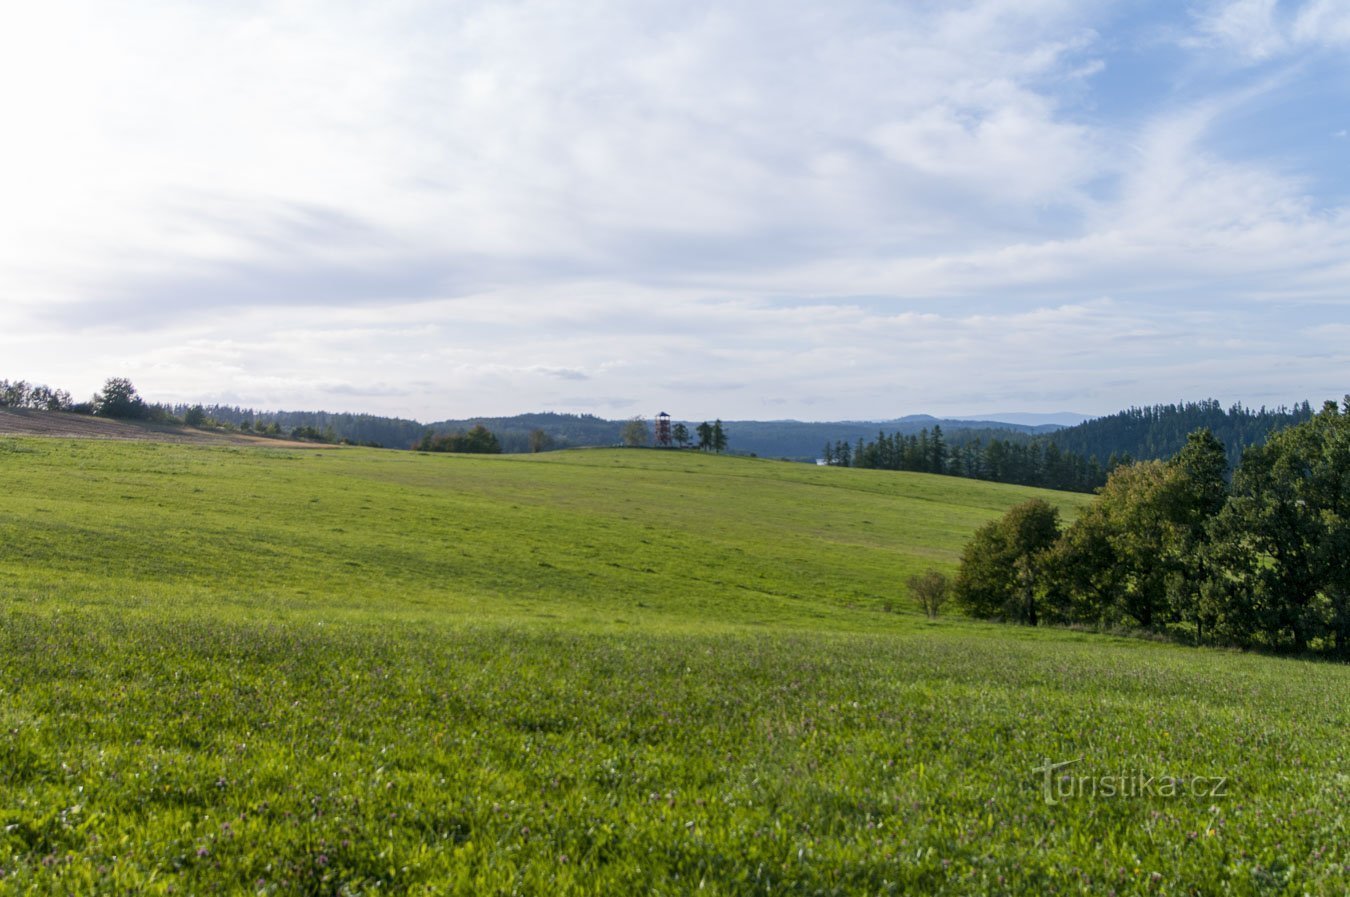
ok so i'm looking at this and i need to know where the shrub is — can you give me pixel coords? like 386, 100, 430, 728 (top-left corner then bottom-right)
908, 569, 950, 619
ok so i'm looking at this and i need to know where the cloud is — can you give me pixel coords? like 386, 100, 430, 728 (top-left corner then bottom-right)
0, 0, 1110, 315
0, 1, 1347, 419
1188, 0, 1350, 59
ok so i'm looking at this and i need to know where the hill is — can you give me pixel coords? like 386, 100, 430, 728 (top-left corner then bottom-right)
0, 441, 1090, 627
0, 440, 1344, 893
0, 407, 321, 448
1048, 399, 1317, 467
170, 405, 1059, 456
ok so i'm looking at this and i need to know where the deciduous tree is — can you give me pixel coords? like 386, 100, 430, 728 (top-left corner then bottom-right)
954, 499, 1060, 625
95, 377, 148, 419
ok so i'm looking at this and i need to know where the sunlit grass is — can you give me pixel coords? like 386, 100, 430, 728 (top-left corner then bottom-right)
0, 440, 1344, 894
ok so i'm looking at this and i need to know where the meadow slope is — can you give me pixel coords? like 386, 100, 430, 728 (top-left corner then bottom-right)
0, 440, 1345, 895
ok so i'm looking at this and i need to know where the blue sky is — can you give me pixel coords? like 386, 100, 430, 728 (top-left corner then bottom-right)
1, 0, 1347, 420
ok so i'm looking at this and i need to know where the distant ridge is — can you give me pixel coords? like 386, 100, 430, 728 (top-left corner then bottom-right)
1047, 399, 1318, 466
950, 412, 1091, 427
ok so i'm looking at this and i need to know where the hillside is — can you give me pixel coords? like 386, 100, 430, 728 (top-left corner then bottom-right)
0, 440, 1345, 894
0, 407, 321, 448
1049, 399, 1318, 466
168, 405, 1061, 456
0, 441, 1089, 628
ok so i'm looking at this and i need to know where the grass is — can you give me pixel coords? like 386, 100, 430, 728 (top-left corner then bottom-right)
0, 439, 1345, 894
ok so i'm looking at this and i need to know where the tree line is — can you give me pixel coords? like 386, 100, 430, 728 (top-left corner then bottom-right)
621, 417, 728, 451
0, 379, 77, 412
415, 425, 502, 454
2, 376, 153, 420
953, 400, 1350, 658
826, 426, 1111, 493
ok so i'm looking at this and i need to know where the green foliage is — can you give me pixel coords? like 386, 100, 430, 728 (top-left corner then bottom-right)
954, 499, 1061, 624
1049, 398, 1316, 468
0, 380, 73, 411
93, 377, 149, 420
851, 426, 1107, 492
620, 416, 650, 447
416, 424, 502, 454
1019, 416, 1350, 657
695, 421, 713, 451
290, 424, 338, 444
528, 428, 554, 453
907, 568, 950, 618
1209, 400, 1350, 654
1034, 434, 1234, 635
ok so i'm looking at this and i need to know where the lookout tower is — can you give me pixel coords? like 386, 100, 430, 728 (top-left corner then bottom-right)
655, 412, 672, 447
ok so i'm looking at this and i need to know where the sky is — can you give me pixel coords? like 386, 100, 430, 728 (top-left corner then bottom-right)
1, 0, 1348, 422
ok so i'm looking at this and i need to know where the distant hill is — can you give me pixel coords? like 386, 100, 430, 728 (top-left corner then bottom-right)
155, 399, 1329, 466
179, 407, 620, 452
183, 405, 1054, 457
427, 412, 620, 453
951, 412, 1090, 427
1047, 399, 1317, 467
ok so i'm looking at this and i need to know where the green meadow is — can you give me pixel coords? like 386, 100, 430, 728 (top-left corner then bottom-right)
0, 439, 1345, 894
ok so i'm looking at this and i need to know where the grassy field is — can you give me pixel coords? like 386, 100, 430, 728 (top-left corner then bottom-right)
0, 439, 1345, 894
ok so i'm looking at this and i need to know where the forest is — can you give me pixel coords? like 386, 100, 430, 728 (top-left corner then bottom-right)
951, 401, 1350, 657
1047, 399, 1314, 466
828, 426, 1110, 492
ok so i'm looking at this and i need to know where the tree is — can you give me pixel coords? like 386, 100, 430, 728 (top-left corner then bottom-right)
1208, 400, 1350, 654
529, 428, 554, 453
621, 416, 651, 447
908, 569, 950, 619
1086, 461, 1178, 630
0, 380, 31, 407
954, 499, 1061, 625
94, 377, 148, 419
0, 380, 72, 411
1168, 429, 1230, 640
712, 419, 727, 454
1044, 442, 1230, 635
184, 405, 207, 427
1045, 501, 1123, 627
696, 421, 714, 452
673, 423, 690, 448
930, 425, 947, 474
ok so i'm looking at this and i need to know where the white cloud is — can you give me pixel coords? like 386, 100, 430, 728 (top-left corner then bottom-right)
0, 0, 1347, 418
1188, 0, 1288, 59
1189, 0, 1350, 59
1292, 0, 1350, 45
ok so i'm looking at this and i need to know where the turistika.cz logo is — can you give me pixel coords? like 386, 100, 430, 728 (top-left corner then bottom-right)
1032, 758, 1230, 805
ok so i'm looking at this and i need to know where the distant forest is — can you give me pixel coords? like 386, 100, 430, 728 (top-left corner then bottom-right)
1047, 400, 1315, 468
2, 377, 1326, 483
832, 426, 1109, 493
184, 407, 621, 452
827, 401, 1321, 493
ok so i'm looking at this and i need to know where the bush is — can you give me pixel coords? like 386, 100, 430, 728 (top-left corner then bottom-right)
908, 569, 950, 619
